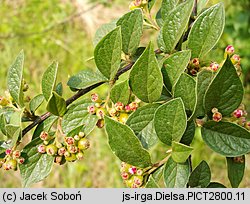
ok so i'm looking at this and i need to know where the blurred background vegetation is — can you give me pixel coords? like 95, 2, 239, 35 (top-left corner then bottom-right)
0, 0, 249, 187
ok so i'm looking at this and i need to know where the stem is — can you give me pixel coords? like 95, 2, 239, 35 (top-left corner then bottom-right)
21, 63, 134, 136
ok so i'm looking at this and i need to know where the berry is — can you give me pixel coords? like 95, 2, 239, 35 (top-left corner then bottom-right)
211, 108, 218, 114
3, 162, 11, 171
245, 121, 250, 130
213, 112, 222, 122
210, 62, 219, 72
13, 150, 21, 158
96, 119, 105, 128
17, 157, 25, 164
119, 113, 129, 124
40, 131, 49, 141
65, 153, 77, 162
125, 105, 131, 112
68, 145, 78, 154
8, 159, 18, 171
133, 175, 143, 187
121, 172, 129, 180
233, 109, 244, 118
0, 96, 9, 106
58, 147, 67, 156
190, 69, 197, 76
128, 166, 137, 175
64, 151, 71, 158
74, 135, 80, 141
76, 152, 84, 160
225, 45, 235, 55
38, 144, 46, 154
238, 117, 246, 127
54, 156, 63, 164
136, 169, 143, 176
91, 93, 101, 103
231, 54, 240, 65
78, 138, 90, 150
0, 158, 5, 168
78, 132, 85, 138
5, 149, 12, 155
46, 144, 58, 156
191, 58, 199, 67
129, 102, 138, 111
23, 83, 29, 92
115, 102, 124, 111
96, 108, 106, 119
87, 105, 96, 115
65, 137, 75, 145
233, 156, 245, 164
120, 162, 131, 172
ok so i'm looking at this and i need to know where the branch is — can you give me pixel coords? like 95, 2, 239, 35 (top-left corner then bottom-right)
21, 63, 134, 136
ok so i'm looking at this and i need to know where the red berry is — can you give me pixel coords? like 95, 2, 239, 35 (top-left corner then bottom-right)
133, 175, 143, 186
5, 149, 12, 155
13, 150, 21, 158
233, 109, 244, 118
213, 112, 222, 122
192, 58, 199, 67
114, 102, 124, 111
210, 62, 219, 72
128, 166, 137, 175
225, 45, 234, 55
65, 137, 75, 145
40, 131, 49, 141
129, 102, 138, 111
38, 144, 46, 154
87, 105, 96, 114
231, 54, 240, 65
17, 157, 25, 164
91, 93, 99, 102
121, 172, 129, 180
125, 105, 131, 112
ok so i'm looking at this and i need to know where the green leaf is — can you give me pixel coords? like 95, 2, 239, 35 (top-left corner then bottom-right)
180, 120, 196, 145
227, 156, 245, 188
202, 121, 250, 157
7, 50, 24, 107
46, 92, 67, 116
6, 125, 21, 146
195, 70, 213, 117
94, 27, 122, 80
33, 115, 58, 139
207, 182, 226, 188
159, 0, 194, 53
152, 165, 165, 182
156, 9, 163, 27
197, 0, 209, 14
29, 94, 45, 114
42, 61, 58, 101
126, 104, 160, 149
161, 50, 191, 91
204, 57, 244, 116
110, 80, 130, 105
67, 70, 108, 90
0, 114, 7, 135
188, 160, 211, 188
129, 42, 163, 103
173, 73, 197, 117
55, 82, 63, 96
104, 116, 152, 168
164, 156, 190, 188
62, 99, 96, 135
145, 176, 160, 188
93, 20, 117, 46
187, 3, 225, 58
161, 0, 178, 20
172, 141, 193, 163
117, 9, 143, 54
154, 98, 187, 146
20, 138, 54, 187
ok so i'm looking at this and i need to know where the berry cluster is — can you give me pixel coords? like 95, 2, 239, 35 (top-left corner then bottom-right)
87, 93, 139, 127
0, 149, 25, 171
37, 131, 89, 165
120, 162, 145, 188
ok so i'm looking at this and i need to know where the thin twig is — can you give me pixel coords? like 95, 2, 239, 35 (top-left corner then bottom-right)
21, 63, 134, 136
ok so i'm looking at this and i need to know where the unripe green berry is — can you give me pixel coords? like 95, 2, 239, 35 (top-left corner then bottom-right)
96, 108, 106, 119
64, 151, 71, 158
78, 132, 85, 138
46, 144, 58, 156
8, 159, 18, 171
74, 135, 80, 141
65, 153, 77, 162
43, 140, 49, 145
78, 138, 90, 150
0, 96, 9, 106
133, 175, 143, 187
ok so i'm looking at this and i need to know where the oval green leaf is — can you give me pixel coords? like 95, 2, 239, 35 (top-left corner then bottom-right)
164, 156, 190, 188
129, 42, 163, 103
162, 50, 191, 91
202, 121, 250, 157
126, 104, 160, 149
187, 3, 225, 58
154, 98, 187, 146
110, 80, 130, 105
159, 0, 194, 53
117, 9, 143, 54
46, 92, 67, 117
29, 94, 45, 114
188, 160, 211, 188
104, 116, 152, 168
204, 56, 244, 116
42, 61, 58, 101
172, 141, 193, 163
94, 27, 122, 80
7, 50, 24, 107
